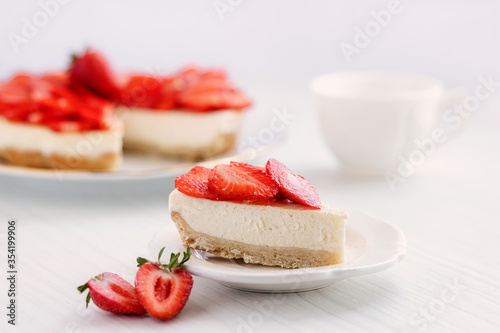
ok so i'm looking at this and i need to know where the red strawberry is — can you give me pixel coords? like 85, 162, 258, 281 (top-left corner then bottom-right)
135, 248, 193, 320
175, 166, 220, 200
69, 49, 121, 100
119, 75, 163, 108
209, 162, 279, 201
221, 89, 252, 110
77, 272, 146, 315
154, 76, 179, 110
266, 158, 322, 209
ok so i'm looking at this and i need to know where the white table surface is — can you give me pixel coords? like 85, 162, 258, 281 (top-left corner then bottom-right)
1, 81, 499, 333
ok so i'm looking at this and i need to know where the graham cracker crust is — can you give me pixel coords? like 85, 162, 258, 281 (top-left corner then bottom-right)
124, 132, 237, 161
0, 148, 121, 170
171, 211, 344, 269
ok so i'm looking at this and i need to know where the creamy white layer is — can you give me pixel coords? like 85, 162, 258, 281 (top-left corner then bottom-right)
116, 107, 242, 149
169, 190, 348, 252
0, 117, 123, 157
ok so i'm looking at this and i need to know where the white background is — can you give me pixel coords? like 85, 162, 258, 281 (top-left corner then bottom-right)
1, 1, 499, 333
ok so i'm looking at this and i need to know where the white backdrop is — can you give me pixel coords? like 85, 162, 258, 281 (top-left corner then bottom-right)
1, 0, 499, 91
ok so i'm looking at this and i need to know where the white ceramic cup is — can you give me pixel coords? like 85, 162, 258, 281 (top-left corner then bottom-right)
311, 72, 462, 177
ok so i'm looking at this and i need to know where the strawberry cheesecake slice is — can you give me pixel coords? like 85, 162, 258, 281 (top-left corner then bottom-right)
70, 50, 251, 160
169, 159, 348, 268
0, 73, 123, 170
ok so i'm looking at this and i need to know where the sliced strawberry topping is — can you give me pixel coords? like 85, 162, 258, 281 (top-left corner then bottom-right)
119, 75, 163, 108
175, 166, 220, 200
0, 73, 113, 132
178, 78, 251, 111
266, 158, 322, 209
209, 162, 279, 201
78, 272, 145, 315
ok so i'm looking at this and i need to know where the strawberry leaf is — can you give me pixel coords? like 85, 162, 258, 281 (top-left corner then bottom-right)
77, 282, 89, 293
85, 292, 91, 308
157, 247, 166, 262
179, 248, 191, 266
167, 253, 181, 270
136, 257, 149, 267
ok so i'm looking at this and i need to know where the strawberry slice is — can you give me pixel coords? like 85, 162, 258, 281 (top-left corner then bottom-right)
69, 49, 121, 100
77, 272, 146, 315
175, 166, 221, 200
266, 158, 322, 209
221, 89, 252, 110
135, 248, 193, 320
209, 162, 279, 201
119, 75, 163, 108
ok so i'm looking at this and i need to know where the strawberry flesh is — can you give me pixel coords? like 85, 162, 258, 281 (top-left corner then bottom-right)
87, 272, 146, 315
266, 158, 322, 209
175, 166, 221, 200
135, 263, 193, 320
209, 162, 279, 201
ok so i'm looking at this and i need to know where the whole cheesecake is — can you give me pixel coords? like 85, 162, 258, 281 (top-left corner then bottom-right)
70, 51, 251, 161
169, 159, 348, 268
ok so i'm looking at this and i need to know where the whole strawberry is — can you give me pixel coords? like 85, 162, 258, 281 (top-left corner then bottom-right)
135, 248, 193, 320
77, 272, 145, 315
69, 49, 121, 100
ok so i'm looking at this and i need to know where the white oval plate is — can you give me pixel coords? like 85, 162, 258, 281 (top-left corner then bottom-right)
149, 210, 407, 293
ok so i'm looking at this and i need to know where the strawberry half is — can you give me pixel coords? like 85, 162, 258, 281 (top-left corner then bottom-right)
77, 272, 146, 315
266, 158, 322, 209
69, 49, 121, 100
135, 248, 193, 321
175, 166, 220, 200
209, 162, 279, 201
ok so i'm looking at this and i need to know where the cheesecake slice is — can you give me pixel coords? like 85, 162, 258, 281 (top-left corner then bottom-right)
169, 159, 348, 268
169, 190, 347, 268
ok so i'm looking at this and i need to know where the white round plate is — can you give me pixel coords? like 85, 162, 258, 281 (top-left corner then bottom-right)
149, 210, 407, 293
0, 110, 284, 181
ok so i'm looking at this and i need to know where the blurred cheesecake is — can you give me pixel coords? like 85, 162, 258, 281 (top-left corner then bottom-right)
70, 50, 252, 161
0, 73, 123, 170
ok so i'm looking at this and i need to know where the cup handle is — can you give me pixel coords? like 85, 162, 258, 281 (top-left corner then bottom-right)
437, 87, 468, 140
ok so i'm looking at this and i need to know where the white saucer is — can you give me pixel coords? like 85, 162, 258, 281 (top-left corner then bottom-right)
149, 210, 407, 293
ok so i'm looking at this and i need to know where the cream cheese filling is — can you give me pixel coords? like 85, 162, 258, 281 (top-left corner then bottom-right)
116, 107, 242, 148
169, 190, 347, 252
0, 117, 123, 157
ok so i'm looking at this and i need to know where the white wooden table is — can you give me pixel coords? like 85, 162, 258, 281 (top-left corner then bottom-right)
1, 82, 499, 333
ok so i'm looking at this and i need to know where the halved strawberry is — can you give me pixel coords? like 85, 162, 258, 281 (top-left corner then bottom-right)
209, 162, 279, 201
77, 272, 146, 315
135, 248, 193, 321
266, 158, 322, 209
175, 166, 221, 200
69, 49, 121, 100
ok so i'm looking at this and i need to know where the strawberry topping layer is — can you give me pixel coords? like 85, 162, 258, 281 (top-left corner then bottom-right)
175, 159, 322, 209
69, 49, 252, 112
0, 73, 114, 133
